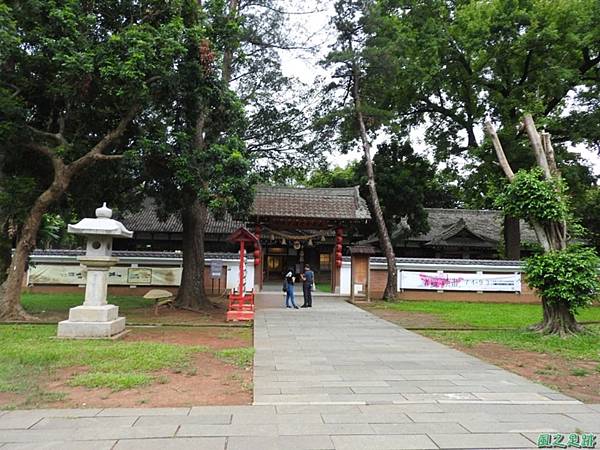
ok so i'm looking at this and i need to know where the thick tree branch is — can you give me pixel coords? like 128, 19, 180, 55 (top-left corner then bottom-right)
484, 121, 515, 181
27, 126, 67, 146
518, 50, 533, 86
67, 104, 140, 175
93, 154, 125, 161
541, 132, 558, 175
523, 114, 551, 179
25, 143, 65, 174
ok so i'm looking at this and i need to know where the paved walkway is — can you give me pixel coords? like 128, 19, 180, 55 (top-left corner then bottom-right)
1, 295, 599, 449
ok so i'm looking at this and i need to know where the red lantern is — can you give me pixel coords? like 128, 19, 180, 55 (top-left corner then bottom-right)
336, 243, 342, 252
253, 249, 261, 266
336, 226, 343, 236
335, 259, 342, 268
336, 235, 343, 244
336, 251, 342, 259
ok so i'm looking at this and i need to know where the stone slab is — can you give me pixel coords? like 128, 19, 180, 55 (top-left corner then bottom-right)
277, 423, 375, 436
331, 434, 438, 450
429, 433, 536, 449
231, 413, 323, 424
371, 422, 470, 434
0, 425, 178, 443
134, 415, 232, 427
113, 437, 226, 450
1, 441, 117, 450
32, 416, 136, 430
98, 408, 191, 416
67, 305, 118, 322
321, 414, 411, 424
177, 424, 278, 437
57, 317, 125, 338
227, 435, 334, 450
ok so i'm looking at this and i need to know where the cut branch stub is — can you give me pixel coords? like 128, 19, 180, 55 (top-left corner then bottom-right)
484, 120, 514, 181
523, 114, 551, 179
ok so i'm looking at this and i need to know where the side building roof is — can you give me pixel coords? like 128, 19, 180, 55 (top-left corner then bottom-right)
120, 198, 243, 235
397, 208, 538, 245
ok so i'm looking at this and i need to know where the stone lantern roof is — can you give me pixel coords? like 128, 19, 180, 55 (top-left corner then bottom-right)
68, 203, 133, 238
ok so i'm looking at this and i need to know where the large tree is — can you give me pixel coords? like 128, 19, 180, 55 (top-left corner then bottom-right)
486, 114, 600, 335
364, 0, 600, 245
0, 1, 199, 320
140, 0, 255, 310
321, 0, 400, 300
147, 0, 327, 309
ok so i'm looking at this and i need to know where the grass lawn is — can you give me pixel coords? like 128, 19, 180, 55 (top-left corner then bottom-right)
423, 326, 600, 362
20, 292, 233, 325
22, 293, 148, 316
373, 300, 600, 329
365, 300, 600, 362
0, 323, 254, 409
0, 324, 201, 406
315, 283, 332, 293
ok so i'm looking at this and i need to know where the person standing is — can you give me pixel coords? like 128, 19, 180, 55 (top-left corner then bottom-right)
284, 268, 299, 309
301, 264, 314, 308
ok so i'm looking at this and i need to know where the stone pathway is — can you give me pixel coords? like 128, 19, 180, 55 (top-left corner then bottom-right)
1, 295, 599, 449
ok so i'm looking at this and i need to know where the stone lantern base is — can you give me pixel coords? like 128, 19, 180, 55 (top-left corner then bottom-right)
57, 305, 126, 339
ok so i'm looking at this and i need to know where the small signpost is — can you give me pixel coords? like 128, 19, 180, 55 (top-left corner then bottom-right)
226, 227, 260, 321
210, 259, 223, 278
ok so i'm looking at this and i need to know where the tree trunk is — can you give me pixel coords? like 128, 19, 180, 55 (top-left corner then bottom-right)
351, 61, 397, 300
486, 116, 581, 335
503, 216, 521, 260
222, 0, 240, 85
0, 222, 11, 285
529, 298, 583, 336
0, 173, 70, 320
175, 195, 208, 310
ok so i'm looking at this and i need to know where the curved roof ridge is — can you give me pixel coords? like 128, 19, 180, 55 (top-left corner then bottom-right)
425, 207, 502, 215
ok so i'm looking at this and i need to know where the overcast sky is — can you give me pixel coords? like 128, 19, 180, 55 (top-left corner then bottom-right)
276, 1, 600, 177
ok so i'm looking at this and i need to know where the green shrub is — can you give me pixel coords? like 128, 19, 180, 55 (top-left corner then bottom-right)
525, 245, 600, 314
495, 168, 569, 224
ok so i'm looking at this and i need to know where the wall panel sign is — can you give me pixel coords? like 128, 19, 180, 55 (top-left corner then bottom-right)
29, 264, 181, 286
210, 260, 223, 278
401, 271, 521, 292
127, 268, 152, 284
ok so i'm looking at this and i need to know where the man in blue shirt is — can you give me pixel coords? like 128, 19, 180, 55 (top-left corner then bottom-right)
301, 264, 314, 308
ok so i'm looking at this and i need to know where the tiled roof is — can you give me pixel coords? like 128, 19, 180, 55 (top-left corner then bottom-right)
348, 244, 377, 255
399, 208, 537, 244
119, 199, 242, 234
31, 249, 241, 260
362, 208, 537, 247
370, 257, 522, 267
251, 185, 371, 221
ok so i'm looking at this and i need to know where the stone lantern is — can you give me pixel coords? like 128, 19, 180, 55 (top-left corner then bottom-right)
57, 203, 133, 338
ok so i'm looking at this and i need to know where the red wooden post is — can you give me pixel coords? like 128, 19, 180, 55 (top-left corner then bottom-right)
226, 227, 259, 322
239, 240, 245, 296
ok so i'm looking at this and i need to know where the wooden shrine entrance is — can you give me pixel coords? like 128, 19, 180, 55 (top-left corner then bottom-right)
248, 186, 372, 294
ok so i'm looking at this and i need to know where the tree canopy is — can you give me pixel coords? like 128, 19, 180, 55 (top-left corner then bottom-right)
362, 0, 599, 208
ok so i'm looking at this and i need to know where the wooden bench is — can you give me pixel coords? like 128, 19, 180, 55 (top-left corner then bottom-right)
143, 289, 175, 316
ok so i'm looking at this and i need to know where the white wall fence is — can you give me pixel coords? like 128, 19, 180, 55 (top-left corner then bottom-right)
340, 257, 523, 296
27, 251, 255, 293
30, 251, 524, 297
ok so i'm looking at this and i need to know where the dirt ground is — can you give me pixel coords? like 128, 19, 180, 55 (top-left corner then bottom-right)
360, 303, 600, 404
9, 326, 253, 409
450, 342, 600, 404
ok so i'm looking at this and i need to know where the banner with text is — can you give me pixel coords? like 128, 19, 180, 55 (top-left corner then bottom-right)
400, 271, 521, 292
